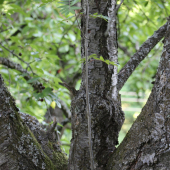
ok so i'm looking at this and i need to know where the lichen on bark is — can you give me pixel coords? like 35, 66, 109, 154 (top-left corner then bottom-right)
0, 74, 67, 170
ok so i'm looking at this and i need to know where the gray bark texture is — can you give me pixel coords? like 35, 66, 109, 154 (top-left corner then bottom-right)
107, 19, 170, 170
0, 75, 68, 170
68, 0, 124, 169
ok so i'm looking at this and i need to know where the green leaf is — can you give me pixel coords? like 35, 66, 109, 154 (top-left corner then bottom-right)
144, 1, 148, 6
57, 123, 63, 127
42, 87, 53, 96
0, 0, 4, 5
27, 77, 40, 83
20, 90, 28, 93
36, 67, 44, 74
56, 100, 61, 108
45, 54, 60, 60
86, 54, 117, 66
58, 0, 81, 15
90, 13, 109, 21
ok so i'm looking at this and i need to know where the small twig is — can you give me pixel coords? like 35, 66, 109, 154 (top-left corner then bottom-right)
116, 0, 124, 12
58, 19, 77, 49
0, 43, 36, 75
59, 82, 77, 96
0, 27, 12, 33
44, 98, 52, 122
133, 0, 156, 27
57, 118, 70, 131
0, 43, 26, 63
50, 117, 58, 133
0, 57, 43, 91
160, 0, 169, 16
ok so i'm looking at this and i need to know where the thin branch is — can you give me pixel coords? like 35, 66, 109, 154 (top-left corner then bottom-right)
0, 57, 72, 119
59, 82, 77, 96
116, 0, 124, 12
0, 57, 30, 78
0, 43, 27, 63
117, 22, 168, 91
58, 19, 77, 49
0, 27, 12, 33
160, 0, 169, 16
133, 0, 157, 28
58, 98, 71, 118
57, 118, 70, 131
0, 43, 36, 76
0, 57, 43, 90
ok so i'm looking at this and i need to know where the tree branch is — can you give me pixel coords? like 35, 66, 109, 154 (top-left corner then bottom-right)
0, 57, 42, 91
59, 82, 77, 96
117, 22, 168, 91
116, 0, 124, 12
0, 57, 72, 120
0, 57, 29, 76
57, 118, 70, 131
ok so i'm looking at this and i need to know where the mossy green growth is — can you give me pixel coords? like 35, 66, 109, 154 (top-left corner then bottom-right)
53, 151, 68, 170
48, 141, 68, 170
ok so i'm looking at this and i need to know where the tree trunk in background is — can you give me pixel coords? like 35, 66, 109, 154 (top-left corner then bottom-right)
107, 20, 170, 170
68, 0, 124, 169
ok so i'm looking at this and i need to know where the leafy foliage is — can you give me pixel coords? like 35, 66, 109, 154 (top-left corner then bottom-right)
90, 13, 109, 21
81, 54, 118, 66
58, 0, 81, 15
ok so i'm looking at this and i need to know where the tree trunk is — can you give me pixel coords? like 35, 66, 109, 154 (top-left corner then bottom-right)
68, 0, 124, 169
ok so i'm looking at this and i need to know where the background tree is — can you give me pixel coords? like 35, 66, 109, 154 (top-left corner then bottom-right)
0, 0, 170, 169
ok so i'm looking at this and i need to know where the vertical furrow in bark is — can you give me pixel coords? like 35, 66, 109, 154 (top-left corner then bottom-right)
69, 0, 124, 169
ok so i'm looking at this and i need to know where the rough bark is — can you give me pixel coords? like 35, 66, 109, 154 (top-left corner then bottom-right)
107, 19, 170, 170
0, 75, 67, 170
68, 0, 124, 169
